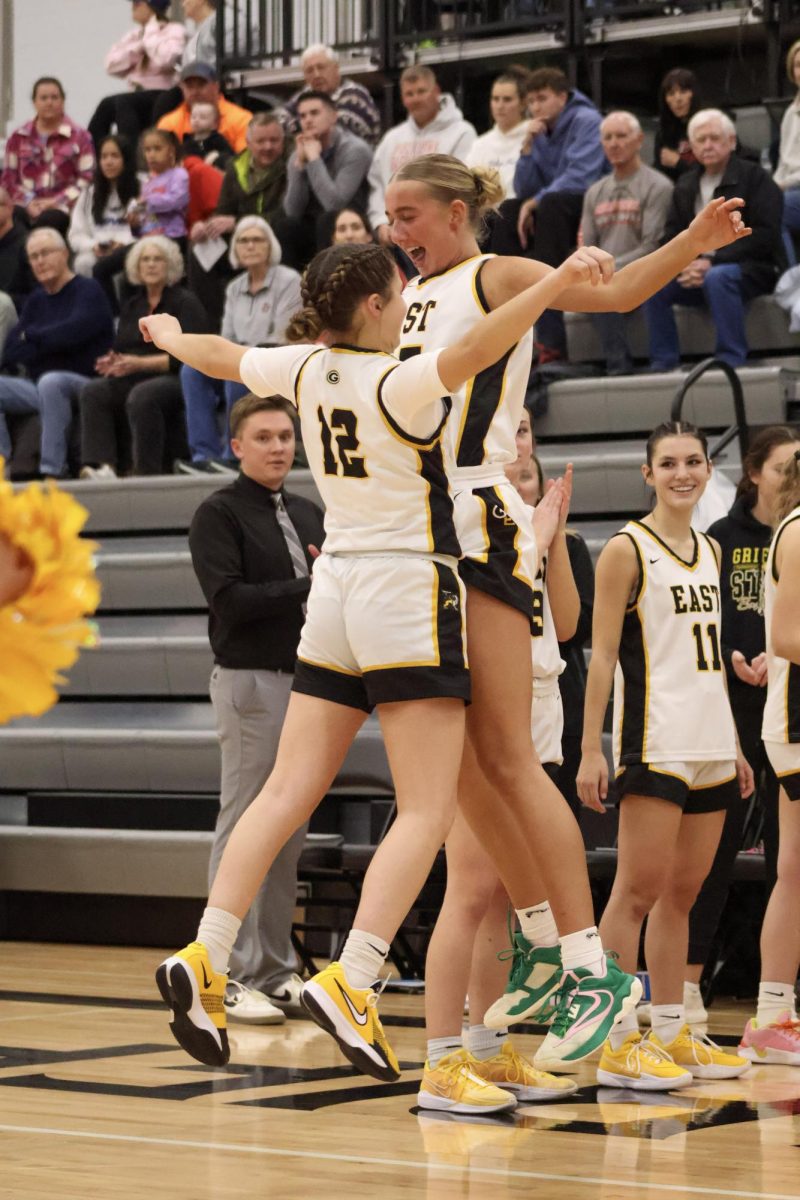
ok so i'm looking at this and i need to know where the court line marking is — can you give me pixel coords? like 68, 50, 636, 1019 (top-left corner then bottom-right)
0, 1122, 795, 1199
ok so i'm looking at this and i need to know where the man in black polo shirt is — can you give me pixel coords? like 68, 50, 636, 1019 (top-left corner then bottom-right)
189, 392, 324, 1024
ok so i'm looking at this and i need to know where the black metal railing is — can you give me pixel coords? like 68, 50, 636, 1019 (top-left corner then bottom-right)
216, 0, 766, 77
671, 358, 750, 463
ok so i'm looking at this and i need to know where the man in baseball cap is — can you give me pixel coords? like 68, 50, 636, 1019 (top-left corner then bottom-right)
158, 60, 253, 153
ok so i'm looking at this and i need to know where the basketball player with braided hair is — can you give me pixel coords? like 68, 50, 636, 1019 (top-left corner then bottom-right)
383, 154, 751, 1082
139, 237, 609, 1083
739, 448, 800, 1066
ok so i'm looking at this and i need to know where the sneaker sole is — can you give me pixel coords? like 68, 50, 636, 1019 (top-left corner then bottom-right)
504, 1079, 579, 1101
301, 980, 400, 1083
684, 1062, 749, 1079
417, 1089, 516, 1115
596, 1067, 694, 1091
155, 957, 229, 1067
739, 1045, 800, 1066
224, 1007, 286, 1026
535, 977, 644, 1070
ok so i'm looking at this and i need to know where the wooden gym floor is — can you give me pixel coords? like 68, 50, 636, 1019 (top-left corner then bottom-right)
0, 943, 798, 1200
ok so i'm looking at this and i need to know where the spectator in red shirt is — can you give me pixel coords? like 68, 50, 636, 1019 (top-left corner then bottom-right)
0, 78, 95, 237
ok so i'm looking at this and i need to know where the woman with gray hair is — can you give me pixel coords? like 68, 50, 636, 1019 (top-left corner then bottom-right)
176, 216, 301, 473
79, 235, 208, 478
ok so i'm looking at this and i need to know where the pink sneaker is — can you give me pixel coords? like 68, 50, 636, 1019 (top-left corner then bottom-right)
738, 1011, 800, 1066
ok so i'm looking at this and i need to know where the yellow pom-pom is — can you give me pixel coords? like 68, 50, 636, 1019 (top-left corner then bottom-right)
0, 465, 101, 724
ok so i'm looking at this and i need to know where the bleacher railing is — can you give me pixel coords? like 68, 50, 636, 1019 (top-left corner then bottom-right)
216, 0, 765, 79
671, 358, 751, 462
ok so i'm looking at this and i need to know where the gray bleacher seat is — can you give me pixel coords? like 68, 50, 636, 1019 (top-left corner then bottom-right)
535, 365, 796, 441
564, 297, 800, 367
0, 703, 391, 794
63, 616, 213, 697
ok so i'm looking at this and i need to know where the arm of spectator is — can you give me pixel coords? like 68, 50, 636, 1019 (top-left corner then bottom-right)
213, 167, 241, 218
142, 18, 187, 73
614, 181, 673, 270
52, 130, 96, 212
268, 274, 307, 345
144, 167, 190, 214
67, 189, 95, 258
534, 113, 607, 199
512, 152, 544, 203
104, 27, 144, 78
544, 468, 580, 642
189, 502, 311, 625
449, 124, 477, 164
282, 159, 309, 221
367, 141, 391, 236
304, 138, 372, 212
0, 135, 28, 207
713, 172, 784, 266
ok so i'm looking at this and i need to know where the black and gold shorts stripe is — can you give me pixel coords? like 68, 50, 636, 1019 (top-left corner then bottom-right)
293, 554, 470, 711
453, 480, 537, 619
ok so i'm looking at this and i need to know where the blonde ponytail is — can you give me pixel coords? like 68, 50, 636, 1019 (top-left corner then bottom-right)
775, 450, 800, 525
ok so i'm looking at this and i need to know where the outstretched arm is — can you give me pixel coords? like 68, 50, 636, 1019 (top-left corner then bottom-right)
482, 196, 751, 314
139, 314, 247, 381
437, 246, 613, 393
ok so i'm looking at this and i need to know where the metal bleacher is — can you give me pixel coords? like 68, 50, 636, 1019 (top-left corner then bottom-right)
0, 355, 797, 951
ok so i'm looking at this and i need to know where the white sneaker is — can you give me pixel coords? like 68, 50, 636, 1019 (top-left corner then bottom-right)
80, 464, 117, 481
266, 972, 305, 1017
224, 979, 286, 1025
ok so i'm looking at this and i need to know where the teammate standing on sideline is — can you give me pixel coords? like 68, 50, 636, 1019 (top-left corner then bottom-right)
140, 239, 603, 1080
385, 154, 751, 1072
739, 449, 800, 1066
579, 422, 752, 1090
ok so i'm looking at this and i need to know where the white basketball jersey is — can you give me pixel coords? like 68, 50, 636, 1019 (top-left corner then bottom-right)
531, 552, 566, 689
612, 520, 736, 765
239, 344, 459, 557
400, 254, 533, 484
762, 504, 800, 745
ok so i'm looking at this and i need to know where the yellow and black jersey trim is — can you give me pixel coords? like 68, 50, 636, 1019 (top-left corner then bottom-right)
472, 260, 492, 316
615, 530, 647, 610
412, 253, 487, 290
454, 348, 514, 469
293, 346, 325, 411
618, 601, 650, 765
376, 366, 451, 449
631, 519, 700, 571
700, 530, 722, 572
417, 442, 460, 559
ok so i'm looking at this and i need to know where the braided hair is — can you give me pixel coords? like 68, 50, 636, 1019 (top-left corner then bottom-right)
285, 243, 397, 343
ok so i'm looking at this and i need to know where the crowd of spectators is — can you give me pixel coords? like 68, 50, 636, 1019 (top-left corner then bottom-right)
2, 18, 800, 480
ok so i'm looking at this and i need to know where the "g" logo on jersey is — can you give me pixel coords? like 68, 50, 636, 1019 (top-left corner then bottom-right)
326, 370, 340, 385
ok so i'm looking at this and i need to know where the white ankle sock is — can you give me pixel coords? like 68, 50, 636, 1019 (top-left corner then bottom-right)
339, 929, 390, 990
651, 1003, 685, 1045
197, 906, 241, 974
467, 1024, 507, 1061
756, 982, 797, 1025
516, 901, 559, 948
609, 1008, 639, 1051
560, 927, 606, 975
684, 981, 702, 1002
427, 1036, 462, 1067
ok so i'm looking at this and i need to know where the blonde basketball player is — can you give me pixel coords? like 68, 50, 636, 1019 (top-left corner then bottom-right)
739, 449, 800, 1066
385, 154, 750, 1073
138, 240, 598, 1078
420, 415, 581, 1113
579, 421, 753, 1090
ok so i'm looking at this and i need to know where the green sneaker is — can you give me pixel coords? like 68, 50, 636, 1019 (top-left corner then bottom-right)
533, 956, 642, 1070
483, 935, 563, 1029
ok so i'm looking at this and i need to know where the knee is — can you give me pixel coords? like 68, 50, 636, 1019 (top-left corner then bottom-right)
660, 874, 705, 915
615, 874, 665, 923
702, 265, 741, 298
125, 384, 154, 423
442, 872, 495, 926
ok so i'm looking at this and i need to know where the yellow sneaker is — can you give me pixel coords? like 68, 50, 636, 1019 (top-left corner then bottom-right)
155, 941, 229, 1066
418, 1049, 518, 1114
650, 1025, 750, 1079
469, 1041, 578, 1101
300, 962, 399, 1082
596, 1032, 693, 1091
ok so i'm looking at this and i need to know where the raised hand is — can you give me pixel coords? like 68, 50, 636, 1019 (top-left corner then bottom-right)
556, 246, 615, 289
687, 195, 751, 255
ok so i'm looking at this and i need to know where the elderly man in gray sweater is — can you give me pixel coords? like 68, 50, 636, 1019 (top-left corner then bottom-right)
281, 90, 372, 267
580, 111, 674, 374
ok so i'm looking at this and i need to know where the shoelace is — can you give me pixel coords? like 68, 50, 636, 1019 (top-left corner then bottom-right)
548, 950, 621, 1036
623, 1037, 674, 1070
224, 980, 247, 1004
435, 1054, 491, 1092
774, 1017, 800, 1039
674, 1030, 725, 1062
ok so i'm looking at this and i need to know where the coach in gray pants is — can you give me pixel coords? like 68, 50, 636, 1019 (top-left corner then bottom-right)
189, 392, 325, 1024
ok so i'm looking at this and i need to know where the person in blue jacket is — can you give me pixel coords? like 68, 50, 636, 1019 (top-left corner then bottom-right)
513, 67, 608, 363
